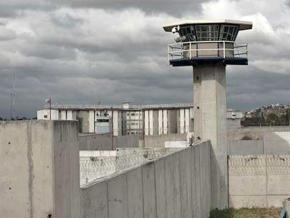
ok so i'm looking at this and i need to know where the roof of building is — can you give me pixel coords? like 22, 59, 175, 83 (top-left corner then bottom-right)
42, 103, 194, 111
163, 19, 253, 32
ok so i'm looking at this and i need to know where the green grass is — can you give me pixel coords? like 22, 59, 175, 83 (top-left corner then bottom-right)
210, 208, 281, 218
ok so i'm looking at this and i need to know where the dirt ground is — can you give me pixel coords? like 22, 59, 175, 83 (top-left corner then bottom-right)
210, 208, 281, 218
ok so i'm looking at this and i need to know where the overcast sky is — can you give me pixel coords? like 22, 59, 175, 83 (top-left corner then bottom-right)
0, 0, 290, 118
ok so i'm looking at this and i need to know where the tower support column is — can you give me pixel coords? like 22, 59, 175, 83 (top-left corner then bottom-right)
193, 63, 228, 209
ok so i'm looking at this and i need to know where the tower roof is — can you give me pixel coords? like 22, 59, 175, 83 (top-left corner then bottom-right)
163, 19, 253, 32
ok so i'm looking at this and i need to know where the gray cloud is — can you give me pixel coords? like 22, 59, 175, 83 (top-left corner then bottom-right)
52, 0, 207, 17
227, 67, 290, 111
0, 0, 290, 118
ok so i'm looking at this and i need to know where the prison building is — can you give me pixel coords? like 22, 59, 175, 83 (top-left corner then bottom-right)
37, 103, 194, 136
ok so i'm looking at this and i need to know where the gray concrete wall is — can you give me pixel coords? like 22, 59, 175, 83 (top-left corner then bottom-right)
228, 127, 290, 155
81, 141, 212, 218
227, 119, 241, 130
228, 140, 264, 155
77, 111, 90, 133
79, 133, 189, 150
263, 132, 290, 154
229, 154, 290, 208
79, 134, 139, 150
228, 126, 290, 140
0, 121, 80, 218
143, 133, 187, 148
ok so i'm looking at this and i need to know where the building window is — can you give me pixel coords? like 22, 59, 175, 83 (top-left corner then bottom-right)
44, 115, 48, 118
179, 25, 196, 41
195, 25, 219, 41
219, 25, 239, 41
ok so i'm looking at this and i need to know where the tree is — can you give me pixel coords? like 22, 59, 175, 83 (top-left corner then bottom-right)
286, 109, 290, 125
266, 113, 280, 126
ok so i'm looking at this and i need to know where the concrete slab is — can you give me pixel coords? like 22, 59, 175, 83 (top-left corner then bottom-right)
142, 162, 157, 218
190, 146, 198, 218
200, 142, 211, 218
154, 159, 167, 218
108, 174, 128, 218
165, 154, 182, 218
228, 140, 264, 155
229, 176, 266, 195
267, 175, 290, 195
179, 149, 192, 218
193, 145, 201, 218
81, 181, 108, 218
53, 121, 80, 218
127, 168, 143, 218
0, 122, 32, 218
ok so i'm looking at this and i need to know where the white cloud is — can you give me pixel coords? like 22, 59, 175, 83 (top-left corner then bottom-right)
0, 25, 16, 41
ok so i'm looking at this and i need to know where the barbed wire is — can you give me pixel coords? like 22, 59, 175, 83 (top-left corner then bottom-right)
80, 149, 171, 186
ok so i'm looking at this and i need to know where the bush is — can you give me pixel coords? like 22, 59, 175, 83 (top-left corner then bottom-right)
240, 135, 253, 140
210, 208, 280, 218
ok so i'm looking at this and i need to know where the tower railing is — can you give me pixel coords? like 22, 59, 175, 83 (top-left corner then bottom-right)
168, 41, 248, 62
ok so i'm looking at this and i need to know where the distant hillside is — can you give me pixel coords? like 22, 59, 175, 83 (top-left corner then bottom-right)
241, 104, 290, 127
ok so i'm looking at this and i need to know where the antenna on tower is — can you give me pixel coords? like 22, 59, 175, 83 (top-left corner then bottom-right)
10, 72, 16, 120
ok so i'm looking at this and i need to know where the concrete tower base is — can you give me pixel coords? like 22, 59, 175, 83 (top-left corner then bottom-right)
193, 63, 228, 209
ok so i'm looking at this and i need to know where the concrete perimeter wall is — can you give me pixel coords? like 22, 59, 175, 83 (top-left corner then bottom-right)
79, 133, 189, 150
143, 133, 188, 148
229, 154, 290, 208
228, 127, 290, 155
81, 141, 212, 218
0, 121, 80, 218
79, 134, 139, 150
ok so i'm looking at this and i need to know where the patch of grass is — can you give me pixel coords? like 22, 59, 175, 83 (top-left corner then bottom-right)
210, 208, 281, 218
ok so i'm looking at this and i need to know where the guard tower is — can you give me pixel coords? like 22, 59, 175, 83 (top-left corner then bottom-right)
163, 19, 252, 209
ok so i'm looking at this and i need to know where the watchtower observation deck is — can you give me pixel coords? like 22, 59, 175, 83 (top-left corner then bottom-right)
163, 19, 252, 66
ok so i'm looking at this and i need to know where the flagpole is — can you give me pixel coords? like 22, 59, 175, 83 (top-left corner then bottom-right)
111, 107, 114, 150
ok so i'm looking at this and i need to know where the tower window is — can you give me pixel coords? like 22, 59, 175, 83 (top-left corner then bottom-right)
219, 25, 239, 41
195, 25, 219, 41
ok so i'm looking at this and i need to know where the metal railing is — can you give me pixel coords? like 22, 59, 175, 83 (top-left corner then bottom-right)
168, 41, 248, 62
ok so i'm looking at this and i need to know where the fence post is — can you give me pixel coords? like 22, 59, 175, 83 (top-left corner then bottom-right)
189, 42, 192, 59
223, 41, 226, 58
168, 45, 170, 64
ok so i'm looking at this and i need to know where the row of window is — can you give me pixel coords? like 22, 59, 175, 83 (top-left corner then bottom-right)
178, 24, 239, 42
126, 112, 141, 116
